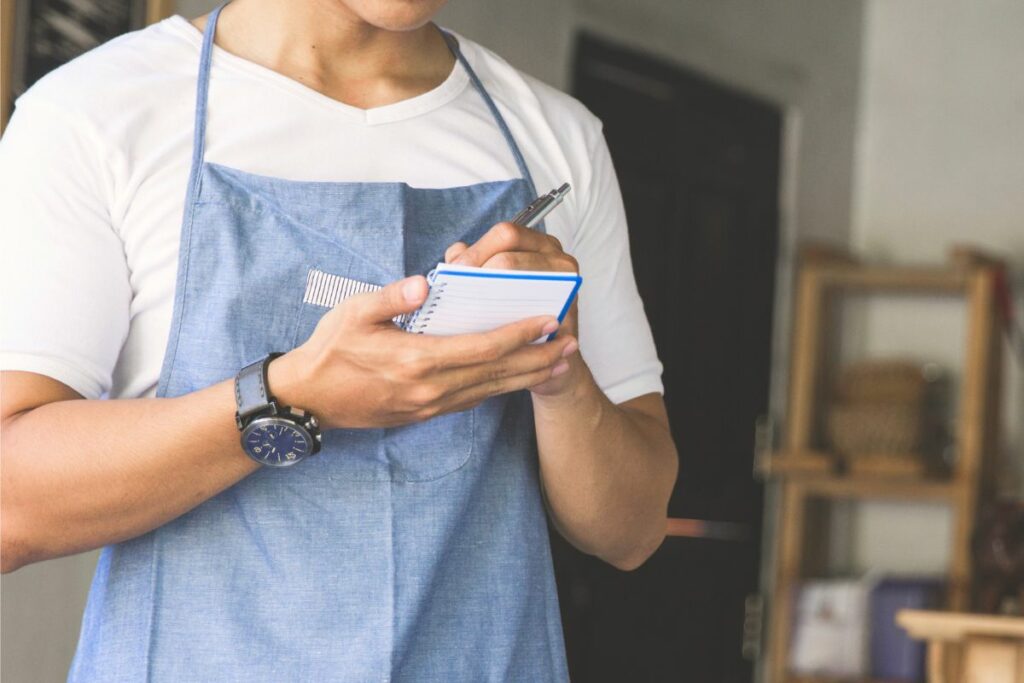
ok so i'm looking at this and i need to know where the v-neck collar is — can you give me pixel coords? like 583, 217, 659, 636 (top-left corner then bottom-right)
165, 14, 470, 126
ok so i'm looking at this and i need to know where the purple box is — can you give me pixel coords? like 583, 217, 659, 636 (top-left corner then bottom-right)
870, 577, 943, 681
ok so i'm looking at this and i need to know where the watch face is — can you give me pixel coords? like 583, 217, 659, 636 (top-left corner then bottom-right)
241, 417, 312, 467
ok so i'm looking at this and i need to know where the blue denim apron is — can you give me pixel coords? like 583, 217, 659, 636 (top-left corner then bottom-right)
68, 5, 569, 681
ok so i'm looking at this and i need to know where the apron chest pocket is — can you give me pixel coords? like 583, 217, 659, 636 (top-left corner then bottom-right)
293, 267, 477, 482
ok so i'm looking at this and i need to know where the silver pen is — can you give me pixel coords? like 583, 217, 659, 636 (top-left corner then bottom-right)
509, 183, 571, 228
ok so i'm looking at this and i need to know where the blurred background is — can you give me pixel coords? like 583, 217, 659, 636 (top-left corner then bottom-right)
2, 1, 1022, 681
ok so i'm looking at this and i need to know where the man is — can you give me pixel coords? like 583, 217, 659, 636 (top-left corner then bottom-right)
0, 0, 678, 679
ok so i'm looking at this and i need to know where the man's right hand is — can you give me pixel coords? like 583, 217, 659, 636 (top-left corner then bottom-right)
269, 275, 576, 430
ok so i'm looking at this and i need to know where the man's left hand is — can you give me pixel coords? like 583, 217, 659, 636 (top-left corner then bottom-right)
445, 222, 581, 397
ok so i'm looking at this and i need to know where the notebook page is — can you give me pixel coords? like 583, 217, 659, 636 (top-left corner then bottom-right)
407, 263, 581, 339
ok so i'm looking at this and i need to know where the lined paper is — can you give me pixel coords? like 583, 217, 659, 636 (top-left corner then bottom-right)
406, 263, 581, 340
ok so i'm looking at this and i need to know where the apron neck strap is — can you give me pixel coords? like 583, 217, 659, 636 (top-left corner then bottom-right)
439, 30, 539, 196
190, 1, 225, 172
191, 5, 539, 198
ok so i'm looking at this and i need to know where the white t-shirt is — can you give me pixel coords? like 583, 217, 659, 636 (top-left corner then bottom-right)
0, 16, 662, 405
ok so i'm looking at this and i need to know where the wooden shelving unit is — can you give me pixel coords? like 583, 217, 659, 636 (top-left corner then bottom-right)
762, 246, 1004, 683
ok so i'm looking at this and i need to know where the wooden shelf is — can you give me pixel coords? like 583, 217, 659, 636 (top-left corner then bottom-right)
799, 476, 957, 501
760, 450, 932, 479
759, 450, 955, 500
813, 264, 969, 292
765, 247, 1004, 683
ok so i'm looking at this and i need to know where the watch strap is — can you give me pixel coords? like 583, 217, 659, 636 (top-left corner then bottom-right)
235, 352, 282, 426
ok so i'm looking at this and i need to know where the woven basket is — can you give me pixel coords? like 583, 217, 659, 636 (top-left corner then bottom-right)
826, 402, 925, 456
826, 359, 931, 458
834, 360, 928, 404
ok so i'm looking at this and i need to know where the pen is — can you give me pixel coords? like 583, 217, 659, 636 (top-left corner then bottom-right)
510, 183, 571, 228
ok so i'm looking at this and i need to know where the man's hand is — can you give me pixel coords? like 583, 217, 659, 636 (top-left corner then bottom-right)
270, 274, 576, 430
444, 222, 580, 396
447, 222, 677, 571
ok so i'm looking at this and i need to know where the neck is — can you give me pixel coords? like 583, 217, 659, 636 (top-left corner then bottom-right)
194, 0, 455, 109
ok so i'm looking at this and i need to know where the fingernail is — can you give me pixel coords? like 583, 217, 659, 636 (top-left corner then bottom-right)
402, 278, 423, 302
551, 360, 570, 377
561, 340, 579, 357
541, 320, 559, 335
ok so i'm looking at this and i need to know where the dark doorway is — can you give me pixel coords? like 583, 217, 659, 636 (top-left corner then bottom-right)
550, 33, 782, 682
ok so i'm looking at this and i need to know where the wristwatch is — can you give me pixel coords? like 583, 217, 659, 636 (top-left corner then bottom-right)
235, 353, 321, 467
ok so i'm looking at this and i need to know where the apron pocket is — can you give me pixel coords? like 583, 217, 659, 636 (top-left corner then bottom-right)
293, 268, 476, 482
382, 408, 476, 482
294, 268, 412, 345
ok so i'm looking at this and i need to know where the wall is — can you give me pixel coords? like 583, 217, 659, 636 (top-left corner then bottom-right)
1, 552, 97, 681
0, 1, 867, 681
835, 0, 1024, 577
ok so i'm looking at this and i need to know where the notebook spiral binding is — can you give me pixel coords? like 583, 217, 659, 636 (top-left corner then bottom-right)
402, 269, 448, 334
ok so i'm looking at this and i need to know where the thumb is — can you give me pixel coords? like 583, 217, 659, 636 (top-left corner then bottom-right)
349, 276, 428, 324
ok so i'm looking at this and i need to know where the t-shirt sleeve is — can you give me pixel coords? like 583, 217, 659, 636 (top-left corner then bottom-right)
0, 97, 131, 399
572, 119, 664, 405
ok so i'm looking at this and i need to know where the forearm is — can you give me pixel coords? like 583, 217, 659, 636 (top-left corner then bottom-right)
533, 362, 678, 570
0, 302, 569, 573
1, 378, 257, 572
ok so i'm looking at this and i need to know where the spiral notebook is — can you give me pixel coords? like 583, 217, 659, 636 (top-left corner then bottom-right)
403, 263, 582, 341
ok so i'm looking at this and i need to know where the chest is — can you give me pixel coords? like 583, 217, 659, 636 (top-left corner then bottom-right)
114, 103, 575, 308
